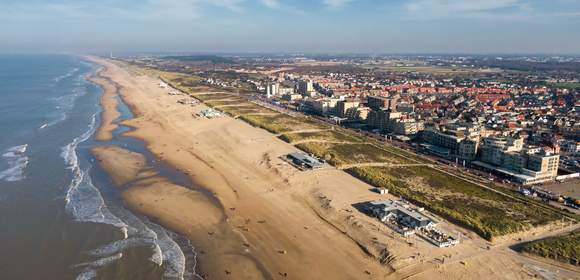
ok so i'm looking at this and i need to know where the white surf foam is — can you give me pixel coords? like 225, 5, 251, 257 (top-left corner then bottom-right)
73, 253, 123, 280
102, 207, 165, 264
75, 253, 123, 268
88, 237, 152, 257
62, 113, 127, 231
0, 144, 29, 182
46, 86, 86, 128
78, 206, 191, 279
146, 221, 187, 280
62, 74, 192, 279
82, 210, 188, 279
75, 270, 96, 280
4, 144, 28, 155
54, 67, 79, 83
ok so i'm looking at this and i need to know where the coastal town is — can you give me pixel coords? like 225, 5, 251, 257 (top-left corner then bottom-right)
112, 54, 580, 279
137, 54, 580, 207
4, 1, 580, 280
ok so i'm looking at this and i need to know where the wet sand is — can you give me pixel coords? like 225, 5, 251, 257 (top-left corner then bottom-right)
92, 145, 266, 279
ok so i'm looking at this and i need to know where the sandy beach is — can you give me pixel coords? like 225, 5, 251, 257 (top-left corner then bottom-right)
87, 57, 390, 279
85, 56, 580, 280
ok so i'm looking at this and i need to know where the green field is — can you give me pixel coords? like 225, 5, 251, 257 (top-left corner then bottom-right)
521, 231, 580, 266
296, 142, 411, 167
238, 114, 327, 134
191, 93, 238, 101
219, 105, 276, 116
205, 99, 250, 107
279, 130, 365, 144
346, 166, 562, 240
550, 82, 580, 90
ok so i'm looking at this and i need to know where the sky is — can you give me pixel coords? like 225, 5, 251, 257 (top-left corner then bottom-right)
1, 0, 580, 54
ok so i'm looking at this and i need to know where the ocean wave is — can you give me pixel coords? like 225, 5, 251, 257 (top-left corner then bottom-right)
0, 144, 29, 182
62, 113, 127, 231
102, 207, 165, 264
88, 237, 155, 258
84, 208, 190, 279
3, 144, 28, 156
63, 78, 192, 279
63, 113, 129, 278
54, 68, 79, 83
146, 221, 187, 280
73, 253, 124, 280
75, 253, 124, 269
75, 270, 96, 280
61, 113, 170, 278
45, 86, 87, 128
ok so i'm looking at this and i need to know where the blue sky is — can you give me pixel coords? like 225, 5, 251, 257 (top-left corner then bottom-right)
1, 0, 580, 54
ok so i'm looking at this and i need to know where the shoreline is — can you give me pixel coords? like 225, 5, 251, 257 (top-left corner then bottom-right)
85, 56, 390, 279
85, 59, 275, 279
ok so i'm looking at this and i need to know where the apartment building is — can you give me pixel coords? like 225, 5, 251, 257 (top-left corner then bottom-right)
367, 96, 399, 111
474, 136, 560, 185
336, 100, 360, 119
421, 123, 482, 162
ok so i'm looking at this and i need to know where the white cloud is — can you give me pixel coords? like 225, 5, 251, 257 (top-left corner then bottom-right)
210, 0, 247, 12
260, 0, 306, 15
0, 0, 248, 21
406, 0, 521, 12
323, 0, 355, 9
261, 0, 280, 8
403, 0, 532, 20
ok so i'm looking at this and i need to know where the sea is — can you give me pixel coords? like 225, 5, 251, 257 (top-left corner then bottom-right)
0, 55, 199, 280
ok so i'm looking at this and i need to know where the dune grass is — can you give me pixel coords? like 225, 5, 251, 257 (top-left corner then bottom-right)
296, 142, 411, 166
346, 166, 562, 240
279, 130, 365, 144
521, 230, 580, 266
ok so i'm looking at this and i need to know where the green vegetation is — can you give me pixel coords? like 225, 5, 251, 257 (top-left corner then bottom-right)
192, 93, 237, 102
160, 73, 204, 90
219, 105, 275, 116
205, 99, 249, 107
377, 142, 431, 163
346, 166, 562, 240
185, 91, 281, 116
296, 143, 411, 166
550, 82, 580, 90
238, 114, 327, 134
521, 231, 580, 266
162, 55, 234, 64
279, 130, 365, 144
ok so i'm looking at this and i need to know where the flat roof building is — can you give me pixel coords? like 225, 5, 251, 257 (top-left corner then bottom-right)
367, 96, 399, 111
287, 152, 324, 170
364, 200, 436, 229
